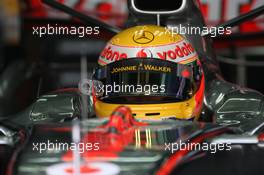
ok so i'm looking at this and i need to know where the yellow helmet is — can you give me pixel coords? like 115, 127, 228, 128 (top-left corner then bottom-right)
93, 25, 204, 121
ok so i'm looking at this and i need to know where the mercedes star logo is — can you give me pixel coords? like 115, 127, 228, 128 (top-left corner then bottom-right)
133, 31, 155, 44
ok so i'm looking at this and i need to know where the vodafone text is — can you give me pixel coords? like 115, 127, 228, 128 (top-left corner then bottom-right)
100, 42, 195, 62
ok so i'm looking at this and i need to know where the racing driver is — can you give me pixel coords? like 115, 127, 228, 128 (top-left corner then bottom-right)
91, 25, 205, 121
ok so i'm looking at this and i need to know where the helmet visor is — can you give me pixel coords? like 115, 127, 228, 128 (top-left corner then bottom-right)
94, 58, 201, 104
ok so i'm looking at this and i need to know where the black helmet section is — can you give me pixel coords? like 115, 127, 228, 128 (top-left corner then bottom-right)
132, 0, 184, 12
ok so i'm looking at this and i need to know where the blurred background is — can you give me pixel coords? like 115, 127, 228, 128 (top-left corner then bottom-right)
0, 0, 263, 117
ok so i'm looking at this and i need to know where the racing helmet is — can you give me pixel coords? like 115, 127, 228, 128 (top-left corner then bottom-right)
93, 25, 204, 120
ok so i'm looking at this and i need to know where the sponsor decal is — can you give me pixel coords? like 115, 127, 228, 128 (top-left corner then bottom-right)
110, 64, 172, 74
100, 46, 128, 62
136, 49, 153, 58
99, 40, 197, 65
143, 64, 171, 73
133, 31, 155, 44
156, 42, 195, 60
111, 66, 137, 73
